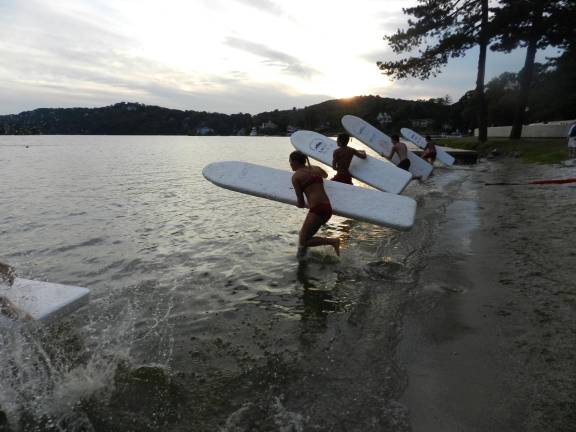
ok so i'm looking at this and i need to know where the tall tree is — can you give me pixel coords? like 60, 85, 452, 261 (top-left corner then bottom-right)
492, 0, 576, 138
378, 0, 491, 141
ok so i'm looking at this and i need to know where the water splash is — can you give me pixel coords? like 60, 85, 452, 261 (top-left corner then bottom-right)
220, 396, 304, 432
0, 282, 175, 432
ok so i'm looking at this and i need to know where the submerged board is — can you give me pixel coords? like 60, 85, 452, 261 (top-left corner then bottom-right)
290, 130, 412, 194
400, 128, 455, 166
341, 115, 433, 180
1, 278, 89, 323
203, 161, 416, 231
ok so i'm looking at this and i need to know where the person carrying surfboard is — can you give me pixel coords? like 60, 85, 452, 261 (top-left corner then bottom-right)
421, 135, 437, 164
568, 122, 576, 159
331, 133, 366, 184
289, 151, 340, 258
389, 134, 411, 171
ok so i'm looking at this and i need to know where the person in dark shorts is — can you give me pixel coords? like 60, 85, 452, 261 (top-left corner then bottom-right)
331, 133, 366, 184
422, 135, 437, 164
568, 122, 576, 159
290, 151, 340, 258
0, 261, 20, 320
389, 134, 411, 171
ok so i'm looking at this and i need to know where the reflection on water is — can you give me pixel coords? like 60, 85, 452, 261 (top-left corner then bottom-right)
1, 135, 473, 431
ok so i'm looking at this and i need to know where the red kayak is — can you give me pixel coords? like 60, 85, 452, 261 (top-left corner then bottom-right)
528, 178, 576, 185
486, 178, 576, 186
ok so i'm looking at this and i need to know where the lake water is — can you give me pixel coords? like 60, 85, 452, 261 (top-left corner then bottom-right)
0, 135, 467, 432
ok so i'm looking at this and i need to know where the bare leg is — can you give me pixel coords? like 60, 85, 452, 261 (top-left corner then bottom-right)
299, 212, 340, 255
0, 297, 22, 320
0, 261, 15, 286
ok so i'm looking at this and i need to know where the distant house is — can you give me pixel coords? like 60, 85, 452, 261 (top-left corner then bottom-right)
196, 126, 214, 135
286, 125, 298, 134
377, 112, 392, 124
260, 120, 277, 130
411, 118, 433, 128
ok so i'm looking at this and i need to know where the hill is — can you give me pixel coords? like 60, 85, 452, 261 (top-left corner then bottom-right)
0, 96, 454, 136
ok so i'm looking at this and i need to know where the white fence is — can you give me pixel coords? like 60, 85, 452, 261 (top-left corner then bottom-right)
475, 120, 576, 138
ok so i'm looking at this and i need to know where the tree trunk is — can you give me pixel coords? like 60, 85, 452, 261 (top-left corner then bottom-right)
509, 40, 538, 139
509, 3, 543, 139
475, 0, 489, 142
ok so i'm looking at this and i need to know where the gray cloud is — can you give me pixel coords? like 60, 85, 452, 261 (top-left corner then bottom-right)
0, 75, 331, 116
235, 0, 286, 17
225, 37, 318, 78
375, 13, 408, 35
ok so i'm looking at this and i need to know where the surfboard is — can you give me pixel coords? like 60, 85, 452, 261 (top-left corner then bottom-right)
290, 130, 412, 194
400, 128, 455, 166
1, 278, 89, 323
203, 161, 416, 231
341, 115, 433, 180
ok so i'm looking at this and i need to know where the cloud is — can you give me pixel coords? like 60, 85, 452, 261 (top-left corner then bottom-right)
234, 0, 286, 17
375, 12, 408, 35
224, 37, 318, 78
0, 74, 331, 115
358, 48, 392, 65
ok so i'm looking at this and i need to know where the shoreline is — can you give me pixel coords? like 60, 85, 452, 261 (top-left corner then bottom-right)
399, 159, 576, 431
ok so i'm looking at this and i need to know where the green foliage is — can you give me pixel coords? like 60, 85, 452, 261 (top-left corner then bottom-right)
491, 0, 576, 53
452, 48, 576, 133
440, 136, 568, 164
0, 102, 253, 136
490, 0, 576, 138
377, 0, 483, 79
0, 97, 455, 136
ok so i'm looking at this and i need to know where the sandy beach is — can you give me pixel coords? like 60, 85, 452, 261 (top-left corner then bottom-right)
400, 158, 576, 431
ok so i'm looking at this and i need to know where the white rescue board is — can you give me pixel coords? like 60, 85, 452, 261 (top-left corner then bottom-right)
342, 115, 433, 180
1, 278, 89, 322
290, 130, 412, 194
400, 128, 455, 166
202, 161, 416, 231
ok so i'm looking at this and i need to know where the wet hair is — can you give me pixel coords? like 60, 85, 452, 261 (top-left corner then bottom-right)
289, 150, 309, 166
337, 133, 350, 146
425, 135, 431, 141
391, 134, 400, 142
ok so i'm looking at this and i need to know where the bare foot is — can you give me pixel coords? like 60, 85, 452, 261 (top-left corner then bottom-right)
0, 297, 21, 320
331, 239, 340, 256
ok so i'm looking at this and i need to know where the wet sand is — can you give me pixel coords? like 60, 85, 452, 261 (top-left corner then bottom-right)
400, 159, 576, 431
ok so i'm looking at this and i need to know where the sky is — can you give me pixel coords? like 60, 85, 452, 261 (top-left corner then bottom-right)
0, 0, 560, 115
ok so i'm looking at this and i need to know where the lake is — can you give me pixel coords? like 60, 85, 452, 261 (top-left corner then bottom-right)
0, 135, 464, 432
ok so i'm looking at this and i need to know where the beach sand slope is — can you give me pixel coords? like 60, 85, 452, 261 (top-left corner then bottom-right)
400, 160, 576, 432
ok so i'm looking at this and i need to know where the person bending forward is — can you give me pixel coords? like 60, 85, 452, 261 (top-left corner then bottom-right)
290, 151, 340, 258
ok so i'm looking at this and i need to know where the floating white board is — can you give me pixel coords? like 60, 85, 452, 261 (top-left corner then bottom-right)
400, 127, 455, 166
290, 130, 412, 194
203, 161, 416, 231
1, 278, 89, 323
341, 115, 433, 180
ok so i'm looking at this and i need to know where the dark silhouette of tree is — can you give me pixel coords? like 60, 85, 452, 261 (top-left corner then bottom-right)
0, 97, 454, 136
377, 0, 491, 142
491, 0, 576, 138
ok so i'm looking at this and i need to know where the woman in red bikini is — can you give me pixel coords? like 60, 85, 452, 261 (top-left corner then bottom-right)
289, 151, 340, 257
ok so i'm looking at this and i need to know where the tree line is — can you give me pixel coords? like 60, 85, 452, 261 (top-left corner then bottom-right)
0, 97, 454, 136
378, 0, 576, 141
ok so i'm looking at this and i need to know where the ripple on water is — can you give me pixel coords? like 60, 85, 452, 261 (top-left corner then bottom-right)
0, 136, 481, 431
